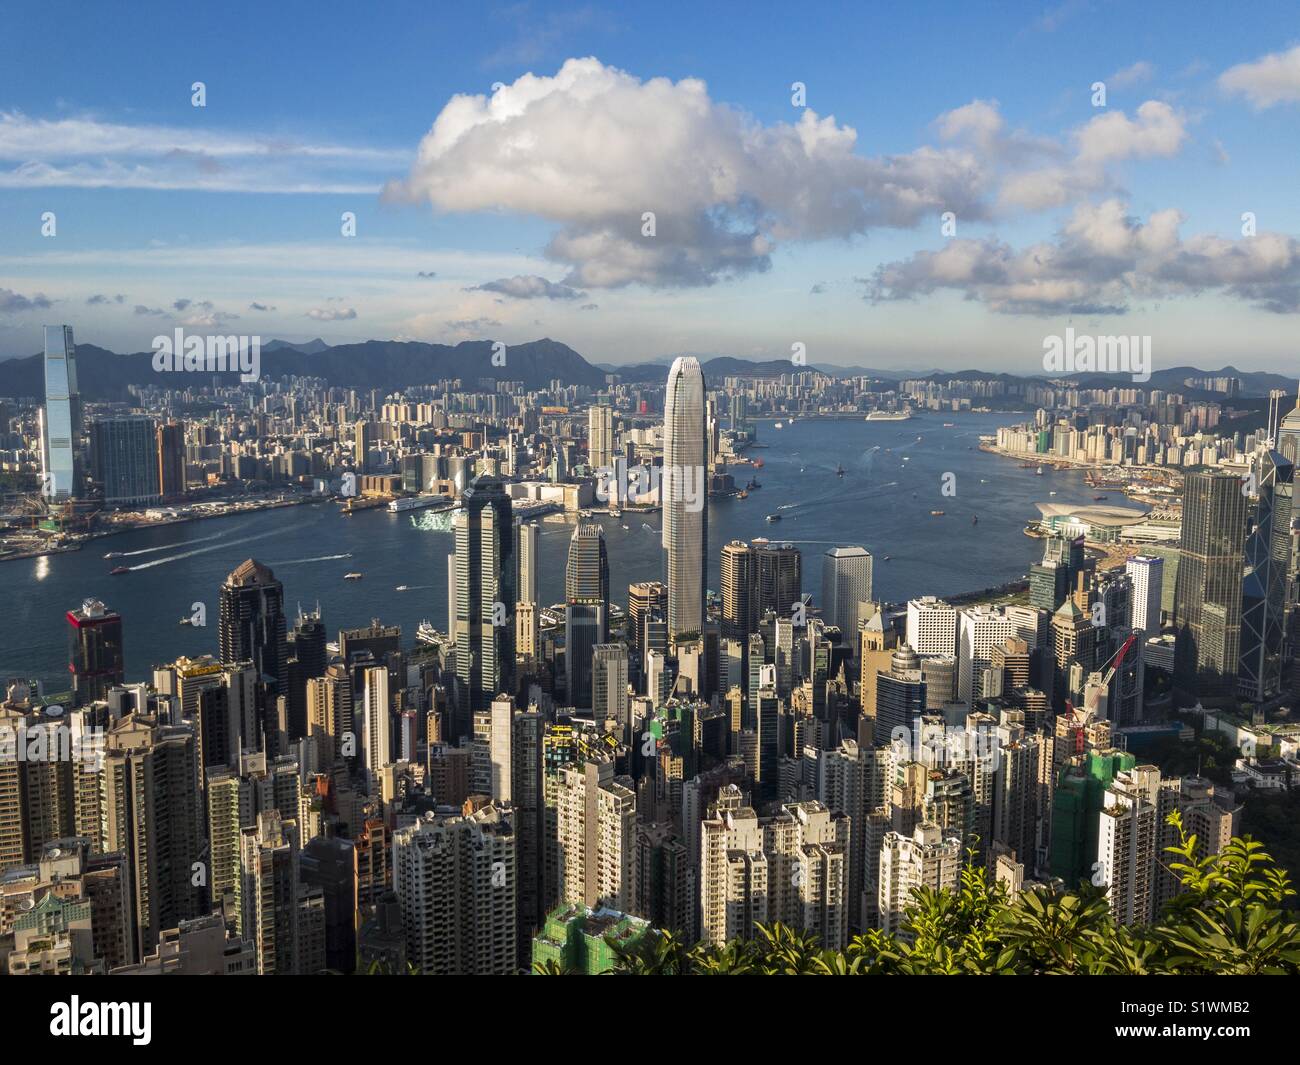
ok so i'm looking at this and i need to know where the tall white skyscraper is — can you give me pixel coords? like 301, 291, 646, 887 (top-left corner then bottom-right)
906, 596, 958, 656
1125, 555, 1164, 635
663, 357, 707, 638
957, 607, 1014, 705
821, 546, 873, 640
360, 664, 390, 790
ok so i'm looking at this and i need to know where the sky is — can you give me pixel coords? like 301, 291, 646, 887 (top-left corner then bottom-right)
1, 0, 1299, 375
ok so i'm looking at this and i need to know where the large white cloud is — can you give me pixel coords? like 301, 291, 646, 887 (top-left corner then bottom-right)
387, 58, 992, 287
868, 198, 1300, 314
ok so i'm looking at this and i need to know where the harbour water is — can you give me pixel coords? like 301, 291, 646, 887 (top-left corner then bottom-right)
3, 412, 1099, 690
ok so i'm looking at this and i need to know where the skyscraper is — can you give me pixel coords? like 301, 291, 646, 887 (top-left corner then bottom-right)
39, 324, 82, 502
516, 520, 540, 657
720, 540, 756, 642
90, 416, 160, 506
219, 559, 289, 698
1125, 556, 1164, 636
452, 475, 515, 726
753, 539, 802, 620
591, 644, 630, 733
588, 403, 614, 473
66, 598, 124, 705
1239, 447, 1294, 700
821, 545, 873, 640
156, 419, 186, 499
663, 356, 707, 638
392, 806, 518, 976
627, 581, 667, 678
1172, 471, 1248, 695
564, 524, 609, 709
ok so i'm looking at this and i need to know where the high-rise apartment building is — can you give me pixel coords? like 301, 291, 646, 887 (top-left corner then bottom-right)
392, 805, 517, 975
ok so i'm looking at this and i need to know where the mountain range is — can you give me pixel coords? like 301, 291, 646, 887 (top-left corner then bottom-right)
0, 336, 1293, 402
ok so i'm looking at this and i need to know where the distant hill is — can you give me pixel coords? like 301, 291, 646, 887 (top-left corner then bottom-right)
0, 337, 608, 399
0, 335, 1289, 401
263, 337, 332, 355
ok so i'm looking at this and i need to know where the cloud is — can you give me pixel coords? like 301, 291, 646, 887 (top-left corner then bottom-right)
580, 302, 598, 310
0, 287, 53, 311
995, 100, 1187, 211
1109, 61, 1155, 89
417, 270, 438, 278
388, 58, 992, 288
1219, 45, 1300, 108
0, 111, 408, 193
472, 274, 587, 300
306, 305, 357, 321
134, 304, 167, 316
248, 301, 276, 311
444, 317, 501, 331
86, 293, 125, 305
867, 198, 1300, 315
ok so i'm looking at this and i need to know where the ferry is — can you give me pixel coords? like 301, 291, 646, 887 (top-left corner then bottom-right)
344, 572, 363, 580
930, 510, 945, 516
395, 585, 409, 592
110, 566, 129, 575
104, 551, 124, 559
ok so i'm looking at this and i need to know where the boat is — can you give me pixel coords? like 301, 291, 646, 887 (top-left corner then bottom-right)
1093, 495, 1108, 501
103, 551, 123, 559
110, 566, 129, 575
1036, 466, 1045, 475
395, 585, 409, 592
178, 615, 193, 626
737, 490, 749, 499
835, 464, 845, 477
943, 422, 956, 428
980, 479, 989, 484
1049, 490, 1058, 496
865, 408, 912, 421
883, 555, 891, 561
774, 422, 783, 430
752, 458, 764, 468
971, 515, 979, 525
344, 572, 363, 580
766, 514, 782, 523
745, 478, 761, 490
930, 510, 945, 516
621, 524, 629, 530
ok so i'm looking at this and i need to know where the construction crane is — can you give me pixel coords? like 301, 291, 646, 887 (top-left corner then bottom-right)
1082, 632, 1139, 721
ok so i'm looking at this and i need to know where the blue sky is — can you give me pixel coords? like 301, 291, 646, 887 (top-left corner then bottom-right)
1, 0, 1298, 374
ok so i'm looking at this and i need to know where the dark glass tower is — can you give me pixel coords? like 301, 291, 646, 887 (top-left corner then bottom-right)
67, 597, 124, 705
452, 475, 515, 731
1240, 447, 1294, 700
218, 559, 289, 697
1173, 472, 1248, 697
564, 524, 609, 708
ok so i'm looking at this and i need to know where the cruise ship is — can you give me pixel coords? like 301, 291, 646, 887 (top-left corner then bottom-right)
389, 494, 451, 513
866, 407, 912, 421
